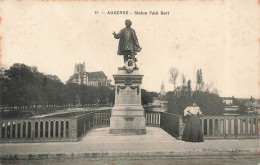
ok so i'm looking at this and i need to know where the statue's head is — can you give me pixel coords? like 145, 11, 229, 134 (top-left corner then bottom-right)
125, 19, 132, 27
192, 103, 197, 107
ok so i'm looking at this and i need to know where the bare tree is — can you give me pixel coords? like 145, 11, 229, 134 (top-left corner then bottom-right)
169, 66, 179, 90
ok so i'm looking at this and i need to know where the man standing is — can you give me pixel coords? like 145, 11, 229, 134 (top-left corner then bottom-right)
113, 20, 142, 63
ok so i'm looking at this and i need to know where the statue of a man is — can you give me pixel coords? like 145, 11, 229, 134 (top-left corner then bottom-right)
113, 20, 142, 63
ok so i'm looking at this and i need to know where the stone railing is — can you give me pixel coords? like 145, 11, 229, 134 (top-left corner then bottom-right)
92, 110, 161, 127
145, 112, 161, 127
160, 113, 259, 139
93, 110, 111, 127
160, 112, 183, 139
1, 110, 258, 143
0, 112, 94, 143
199, 115, 259, 139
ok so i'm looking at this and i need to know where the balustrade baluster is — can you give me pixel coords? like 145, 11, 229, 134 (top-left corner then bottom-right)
4, 122, 7, 139
38, 121, 41, 138
15, 122, 18, 138
31, 121, 34, 139
48, 121, 51, 138
250, 118, 253, 135
21, 122, 24, 138
207, 119, 209, 136
63, 121, 66, 138
53, 121, 56, 138
218, 119, 221, 136
0, 122, 2, 140
223, 118, 226, 138
25, 121, 28, 138
234, 117, 238, 137
228, 119, 231, 136
245, 118, 248, 135
10, 121, 13, 139
158, 113, 161, 125
43, 121, 46, 138
256, 118, 259, 136
212, 119, 215, 136
240, 118, 243, 135
58, 121, 61, 138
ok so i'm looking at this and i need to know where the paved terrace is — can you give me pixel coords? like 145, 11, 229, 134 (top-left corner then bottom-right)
0, 127, 259, 161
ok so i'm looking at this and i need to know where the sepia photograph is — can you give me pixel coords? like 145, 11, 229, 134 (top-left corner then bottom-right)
0, 0, 259, 164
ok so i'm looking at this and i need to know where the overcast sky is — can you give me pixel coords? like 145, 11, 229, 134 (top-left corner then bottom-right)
0, 0, 259, 98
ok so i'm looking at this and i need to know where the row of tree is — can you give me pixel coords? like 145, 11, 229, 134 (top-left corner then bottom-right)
0, 63, 157, 114
0, 63, 116, 111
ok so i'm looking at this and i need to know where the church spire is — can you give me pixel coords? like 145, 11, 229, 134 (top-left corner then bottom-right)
160, 81, 166, 96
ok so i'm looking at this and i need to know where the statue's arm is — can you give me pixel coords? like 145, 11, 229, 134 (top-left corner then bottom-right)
113, 30, 122, 39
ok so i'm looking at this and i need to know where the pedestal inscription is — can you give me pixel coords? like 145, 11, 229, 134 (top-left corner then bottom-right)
116, 86, 140, 105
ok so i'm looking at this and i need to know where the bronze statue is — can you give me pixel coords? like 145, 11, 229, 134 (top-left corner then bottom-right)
113, 20, 142, 63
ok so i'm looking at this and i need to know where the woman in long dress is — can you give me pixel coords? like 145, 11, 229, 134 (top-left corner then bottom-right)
182, 103, 204, 142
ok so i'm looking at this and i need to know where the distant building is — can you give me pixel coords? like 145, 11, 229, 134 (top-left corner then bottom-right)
67, 62, 110, 86
222, 97, 239, 114
244, 96, 260, 113
160, 81, 166, 96
151, 82, 168, 108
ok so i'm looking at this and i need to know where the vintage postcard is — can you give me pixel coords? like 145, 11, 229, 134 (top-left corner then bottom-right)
0, 0, 259, 164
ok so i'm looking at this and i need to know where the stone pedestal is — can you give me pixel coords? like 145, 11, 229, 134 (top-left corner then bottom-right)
109, 67, 146, 135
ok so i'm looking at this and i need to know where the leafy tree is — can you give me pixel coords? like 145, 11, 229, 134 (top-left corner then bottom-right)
141, 89, 158, 105
167, 67, 224, 115
233, 98, 248, 114
167, 91, 224, 115
187, 79, 192, 97
196, 69, 203, 91
181, 74, 186, 86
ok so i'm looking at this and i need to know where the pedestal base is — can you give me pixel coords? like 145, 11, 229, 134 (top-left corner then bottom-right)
109, 129, 146, 135
109, 66, 146, 135
109, 105, 146, 135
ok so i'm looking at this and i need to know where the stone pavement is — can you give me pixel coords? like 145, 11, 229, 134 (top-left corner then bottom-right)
0, 127, 259, 161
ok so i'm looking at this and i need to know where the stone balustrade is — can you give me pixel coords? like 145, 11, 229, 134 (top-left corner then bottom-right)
160, 112, 183, 139
0, 112, 94, 143
199, 115, 259, 139
1, 110, 258, 143
145, 112, 161, 126
93, 110, 111, 127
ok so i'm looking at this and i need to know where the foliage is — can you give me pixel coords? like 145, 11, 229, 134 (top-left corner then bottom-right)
196, 69, 204, 91
167, 68, 224, 115
233, 98, 248, 114
0, 63, 115, 113
141, 89, 158, 105
167, 91, 225, 115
